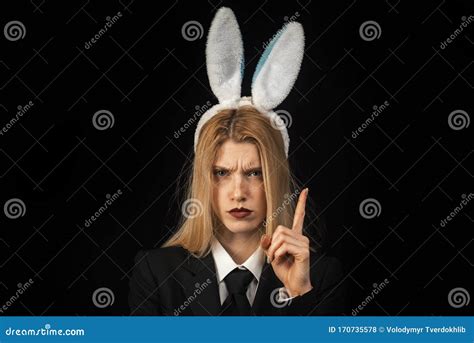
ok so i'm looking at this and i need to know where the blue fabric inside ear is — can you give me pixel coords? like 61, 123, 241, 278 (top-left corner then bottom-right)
240, 55, 245, 80
252, 25, 287, 85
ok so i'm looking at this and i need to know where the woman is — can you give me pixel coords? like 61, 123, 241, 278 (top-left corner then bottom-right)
128, 7, 345, 316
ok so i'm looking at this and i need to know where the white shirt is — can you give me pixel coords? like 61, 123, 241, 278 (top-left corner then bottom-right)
211, 238, 265, 305
211, 238, 297, 306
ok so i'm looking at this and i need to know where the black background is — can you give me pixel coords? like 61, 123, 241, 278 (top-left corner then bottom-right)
0, 0, 472, 316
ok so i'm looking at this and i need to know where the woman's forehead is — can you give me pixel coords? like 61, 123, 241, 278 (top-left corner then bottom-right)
214, 140, 261, 167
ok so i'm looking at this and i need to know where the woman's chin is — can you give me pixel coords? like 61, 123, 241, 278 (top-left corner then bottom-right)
221, 222, 260, 235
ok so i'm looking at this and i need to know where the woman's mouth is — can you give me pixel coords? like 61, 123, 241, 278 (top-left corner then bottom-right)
228, 208, 252, 219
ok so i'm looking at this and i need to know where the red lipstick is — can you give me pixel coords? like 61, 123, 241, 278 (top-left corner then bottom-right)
228, 208, 252, 219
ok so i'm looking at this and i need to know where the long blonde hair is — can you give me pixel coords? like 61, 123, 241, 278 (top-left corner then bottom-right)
162, 105, 299, 258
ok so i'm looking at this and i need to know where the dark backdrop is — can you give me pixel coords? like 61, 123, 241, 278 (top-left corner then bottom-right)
0, 0, 472, 316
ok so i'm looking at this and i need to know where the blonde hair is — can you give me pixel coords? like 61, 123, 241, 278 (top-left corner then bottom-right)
162, 105, 299, 258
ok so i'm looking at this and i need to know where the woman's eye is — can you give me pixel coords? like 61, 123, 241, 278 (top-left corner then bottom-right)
214, 170, 227, 177
247, 170, 262, 177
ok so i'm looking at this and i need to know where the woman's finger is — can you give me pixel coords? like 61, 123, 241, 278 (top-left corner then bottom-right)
275, 224, 310, 243
273, 242, 309, 264
267, 233, 307, 263
292, 188, 308, 234
260, 234, 271, 251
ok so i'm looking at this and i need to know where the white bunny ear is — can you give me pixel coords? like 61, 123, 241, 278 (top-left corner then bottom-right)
206, 7, 244, 103
251, 22, 305, 111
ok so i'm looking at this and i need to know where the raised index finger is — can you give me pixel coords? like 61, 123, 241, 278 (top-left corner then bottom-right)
292, 188, 308, 234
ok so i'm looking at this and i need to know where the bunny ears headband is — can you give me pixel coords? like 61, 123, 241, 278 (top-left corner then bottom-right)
193, 7, 305, 157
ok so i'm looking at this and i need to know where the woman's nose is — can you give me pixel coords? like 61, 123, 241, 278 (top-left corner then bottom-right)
231, 176, 247, 201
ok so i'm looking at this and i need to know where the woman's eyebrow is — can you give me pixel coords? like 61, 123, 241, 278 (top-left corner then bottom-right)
212, 165, 235, 172
212, 165, 262, 171
243, 166, 262, 172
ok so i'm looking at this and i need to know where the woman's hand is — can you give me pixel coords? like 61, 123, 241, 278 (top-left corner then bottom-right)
260, 188, 313, 297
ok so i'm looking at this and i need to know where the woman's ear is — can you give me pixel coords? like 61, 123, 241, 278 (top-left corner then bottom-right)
251, 22, 305, 111
206, 7, 244, 104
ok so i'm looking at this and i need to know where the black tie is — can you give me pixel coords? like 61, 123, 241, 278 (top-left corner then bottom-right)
221, 268, 255, 316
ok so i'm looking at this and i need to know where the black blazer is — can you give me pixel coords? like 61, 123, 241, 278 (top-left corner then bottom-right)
129, 246, 346, 316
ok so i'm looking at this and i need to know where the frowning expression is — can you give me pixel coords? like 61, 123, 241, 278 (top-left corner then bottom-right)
212, 140, 267, 235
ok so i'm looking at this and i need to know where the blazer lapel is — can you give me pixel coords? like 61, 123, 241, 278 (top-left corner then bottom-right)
182, 252, 222, 316
252, 261, 285, 315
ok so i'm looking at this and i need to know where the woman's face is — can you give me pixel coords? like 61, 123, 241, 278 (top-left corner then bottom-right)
212, 140, 267, 236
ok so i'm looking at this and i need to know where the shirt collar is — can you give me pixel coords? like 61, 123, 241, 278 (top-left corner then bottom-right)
211, 237, 265, 283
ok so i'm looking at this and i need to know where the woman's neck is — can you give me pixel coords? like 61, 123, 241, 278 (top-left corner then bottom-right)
217, 229, 261, 264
